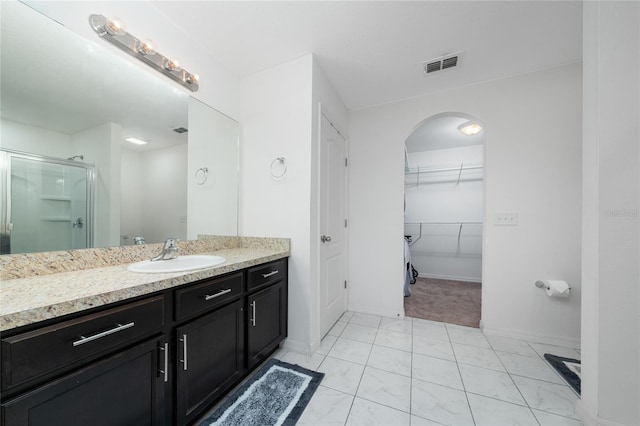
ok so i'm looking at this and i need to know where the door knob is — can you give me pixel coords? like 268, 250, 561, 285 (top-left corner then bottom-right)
321, 235, 332, 243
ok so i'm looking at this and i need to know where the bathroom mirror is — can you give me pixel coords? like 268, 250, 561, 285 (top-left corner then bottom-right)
0, 2, 238, 254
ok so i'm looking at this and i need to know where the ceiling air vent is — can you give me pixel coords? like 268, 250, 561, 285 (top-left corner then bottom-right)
172, 127, 188, 134
423, 51, 463, 75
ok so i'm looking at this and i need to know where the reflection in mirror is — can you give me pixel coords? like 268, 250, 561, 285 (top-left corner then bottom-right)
0, 2, 238, 254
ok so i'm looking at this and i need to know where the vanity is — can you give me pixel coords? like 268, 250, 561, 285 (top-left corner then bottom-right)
0, 237, 289, 425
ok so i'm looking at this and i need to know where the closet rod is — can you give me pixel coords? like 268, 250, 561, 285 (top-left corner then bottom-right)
405, 164, 483, 175
404, 221, 483, 246
404, 221, 482, 225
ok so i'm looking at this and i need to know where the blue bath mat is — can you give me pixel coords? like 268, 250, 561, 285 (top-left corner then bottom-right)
199, 358, 324, 426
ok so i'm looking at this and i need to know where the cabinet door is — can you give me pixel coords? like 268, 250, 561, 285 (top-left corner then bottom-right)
1, 336, 166, 426
175, 300, 244, 426
247, 281, 287, 369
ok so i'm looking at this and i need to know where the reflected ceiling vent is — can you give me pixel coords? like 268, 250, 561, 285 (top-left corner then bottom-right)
423, 51, 463, 75
172, 127, 188, 134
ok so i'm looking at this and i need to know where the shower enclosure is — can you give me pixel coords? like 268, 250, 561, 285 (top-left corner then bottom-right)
1, 150, 95, 254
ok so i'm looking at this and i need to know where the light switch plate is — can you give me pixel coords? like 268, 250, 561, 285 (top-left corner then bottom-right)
494, 211, 518, 226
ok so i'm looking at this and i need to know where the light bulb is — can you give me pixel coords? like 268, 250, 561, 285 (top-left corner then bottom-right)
137, 40, 156, 56
105, 17, 126, 36
458, 122, 482, 136
187, 73, 199, 84
165, 59, 182, 72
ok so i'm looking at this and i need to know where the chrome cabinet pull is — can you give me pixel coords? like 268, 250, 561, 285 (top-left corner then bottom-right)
262, 270, 278, 278
250, 301, 256, 327
72, 322, 135, 347
159, 342, 169, 382
180, 334, 188, 371
205, 288, 231, 301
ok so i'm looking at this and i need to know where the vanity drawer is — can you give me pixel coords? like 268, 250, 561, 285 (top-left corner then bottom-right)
175, 272, 243, 321
1, 295, 164, 390
247, 259, 286, 292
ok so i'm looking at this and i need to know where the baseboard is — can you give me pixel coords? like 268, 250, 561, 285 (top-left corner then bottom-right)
418, 273, 482, 283
575, 400, 595, 426
281, 338, 313, 356
482, 325, 581, 348
347, 302, 405, 320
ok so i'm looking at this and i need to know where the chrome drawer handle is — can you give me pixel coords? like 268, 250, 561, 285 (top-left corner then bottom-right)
262, 270, 278, 278
159, 342, 169, 383
180, 334, 188, 371
250, 301, 256, 327
72, 322, 135, 347
205, 288, 232, 301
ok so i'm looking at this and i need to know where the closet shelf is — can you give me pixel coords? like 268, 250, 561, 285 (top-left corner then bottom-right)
405, 162, 483, 186
404, 221, 482, 246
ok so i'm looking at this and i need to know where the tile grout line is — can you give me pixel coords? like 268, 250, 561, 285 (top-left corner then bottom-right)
445, 322, 477, 426
486, 338, 543, 426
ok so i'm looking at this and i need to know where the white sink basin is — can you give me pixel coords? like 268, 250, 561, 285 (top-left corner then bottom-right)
128, 255, 226, 273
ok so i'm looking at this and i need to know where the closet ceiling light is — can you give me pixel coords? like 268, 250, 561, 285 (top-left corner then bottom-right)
458, 122, 483, 136
125, 137, 148, 145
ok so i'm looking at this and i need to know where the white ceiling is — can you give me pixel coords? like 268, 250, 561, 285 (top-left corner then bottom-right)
152, 1, 583, 111
405, 114, 484, 153
2, 1, 583, 154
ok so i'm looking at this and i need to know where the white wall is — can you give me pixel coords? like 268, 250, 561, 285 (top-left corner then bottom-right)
349, 63, 583, 345
240, 55, 314, 352
72, 123, 121, 248
0, 119, 71, 157
240, 54, 348, 353
143, 144, 188, 244
579, 2, 640, 425
187, 98, 238, 239
120, 149, 142, 244
406, 145, 483, 282
121, 145, 188, 245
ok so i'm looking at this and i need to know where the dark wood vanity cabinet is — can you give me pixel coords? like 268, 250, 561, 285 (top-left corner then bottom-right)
2, 335, 167, 426
175, 299, 245, 426
0, 257, 288, 426
246, 260, 288, 369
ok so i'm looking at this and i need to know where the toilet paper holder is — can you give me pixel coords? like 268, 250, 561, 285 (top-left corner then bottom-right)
535, 280, 572, 291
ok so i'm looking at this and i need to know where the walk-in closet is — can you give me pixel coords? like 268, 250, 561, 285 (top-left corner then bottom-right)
403, 113, 484, 327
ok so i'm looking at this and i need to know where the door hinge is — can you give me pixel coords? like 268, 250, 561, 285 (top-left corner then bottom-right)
344, 280, 347, 289
345, 158, 348, 167
344, 219, 348, 228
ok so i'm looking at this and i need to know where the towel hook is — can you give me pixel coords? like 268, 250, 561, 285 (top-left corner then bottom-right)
195, 167, 208, 185
270, 157, 287, 179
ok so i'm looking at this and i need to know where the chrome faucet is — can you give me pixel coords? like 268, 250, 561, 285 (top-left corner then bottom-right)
151, 238, 179, 261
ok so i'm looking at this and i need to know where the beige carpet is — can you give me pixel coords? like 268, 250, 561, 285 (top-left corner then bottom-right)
404, 277, 482, 328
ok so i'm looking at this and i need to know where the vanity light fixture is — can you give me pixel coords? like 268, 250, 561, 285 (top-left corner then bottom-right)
89, 14, 199, 92
125, 137, 148, 145
458, 122, 483, 136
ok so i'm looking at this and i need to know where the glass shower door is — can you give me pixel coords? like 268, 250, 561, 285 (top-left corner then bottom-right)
1, 151, 95, 254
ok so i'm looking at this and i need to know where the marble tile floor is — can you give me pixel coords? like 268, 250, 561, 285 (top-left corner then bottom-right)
274, 312, 583, 426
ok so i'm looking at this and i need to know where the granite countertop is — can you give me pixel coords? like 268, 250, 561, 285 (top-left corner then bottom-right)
0, 239, 289, 331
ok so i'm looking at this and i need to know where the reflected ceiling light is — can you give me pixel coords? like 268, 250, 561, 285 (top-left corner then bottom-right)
89, 14, 199, 92
125, 137, 148, 145
458, 122, 483, 136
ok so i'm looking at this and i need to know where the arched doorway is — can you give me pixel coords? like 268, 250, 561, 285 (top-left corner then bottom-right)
403, 112, 485, 327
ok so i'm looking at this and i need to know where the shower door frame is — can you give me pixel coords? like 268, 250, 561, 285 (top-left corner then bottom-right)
1, 149, 96, 254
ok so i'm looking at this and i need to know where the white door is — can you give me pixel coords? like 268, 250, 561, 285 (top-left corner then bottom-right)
319, 114, 347, 336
